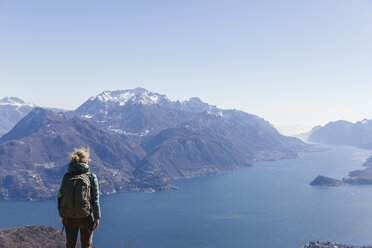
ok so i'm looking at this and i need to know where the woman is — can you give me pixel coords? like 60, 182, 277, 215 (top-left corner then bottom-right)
58, 148, 101, 248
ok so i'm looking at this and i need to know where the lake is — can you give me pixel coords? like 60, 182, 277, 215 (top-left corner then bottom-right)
1, 145, 372, 248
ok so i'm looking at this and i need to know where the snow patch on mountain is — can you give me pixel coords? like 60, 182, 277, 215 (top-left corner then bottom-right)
91, 88, 169, 106
360, 119, 369, 125
0, 97, 36, 108
108, 126, 151, 136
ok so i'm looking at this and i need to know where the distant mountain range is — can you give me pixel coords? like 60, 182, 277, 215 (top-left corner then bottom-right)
0, 97, 67, 138
0, 88, 319, 200
308, 119, 372, 149
0, 97, 35, 137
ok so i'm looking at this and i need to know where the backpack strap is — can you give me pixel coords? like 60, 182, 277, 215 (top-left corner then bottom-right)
84, 172, 93, 184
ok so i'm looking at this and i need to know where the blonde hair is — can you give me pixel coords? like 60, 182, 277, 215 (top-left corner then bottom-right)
70, 148, 90, 163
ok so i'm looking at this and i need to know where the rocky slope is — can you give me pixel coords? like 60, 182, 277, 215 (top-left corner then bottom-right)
0, 225, 97, 248
0, 226, 66, 248
136, 127, 248, 182
310, 175, 344, 187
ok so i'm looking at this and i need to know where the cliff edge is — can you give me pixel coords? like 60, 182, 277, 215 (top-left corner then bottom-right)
0, 225, 65, 248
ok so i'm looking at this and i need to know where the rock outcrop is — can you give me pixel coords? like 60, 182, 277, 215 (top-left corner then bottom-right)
310, 175, 344, 187
303, 241, 372, 248
310, 155, 372, 187
0, 225, 66, 248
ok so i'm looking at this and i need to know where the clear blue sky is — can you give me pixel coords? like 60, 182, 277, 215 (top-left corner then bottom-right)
1, 0, 371, 131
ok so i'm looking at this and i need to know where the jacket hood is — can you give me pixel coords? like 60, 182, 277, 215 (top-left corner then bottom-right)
68, 162, 90, 174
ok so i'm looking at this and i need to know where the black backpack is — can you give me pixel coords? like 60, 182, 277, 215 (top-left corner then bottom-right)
59, 172, 92, 218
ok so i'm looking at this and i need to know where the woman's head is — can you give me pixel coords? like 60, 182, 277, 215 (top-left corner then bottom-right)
70, 148, 90, 164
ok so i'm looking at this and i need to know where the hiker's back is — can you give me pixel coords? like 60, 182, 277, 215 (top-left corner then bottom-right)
59, 172, 92, 218
58, 148, 101, 248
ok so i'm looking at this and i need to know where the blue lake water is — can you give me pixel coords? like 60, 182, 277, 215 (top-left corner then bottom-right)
1, 145, 372, 248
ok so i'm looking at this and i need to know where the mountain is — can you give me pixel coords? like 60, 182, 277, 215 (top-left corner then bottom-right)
178, 96, 219, 114
308, 119, 372, 149
135, 109, 319, 184
75, 88, 232, 139
0, 108, 158, 200
0, 97, 66, 138
0, 97, 35, 137
75, 88, 195, 137
75, 88, 318, 151
181, 110, 315, 160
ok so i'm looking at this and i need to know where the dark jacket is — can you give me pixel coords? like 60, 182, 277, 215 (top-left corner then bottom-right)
58, 162, 101, 220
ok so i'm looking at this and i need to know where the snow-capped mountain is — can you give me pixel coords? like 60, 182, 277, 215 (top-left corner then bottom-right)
75, 88, 225, 137
75, 88, 196, 136
0, 97, 36, 136
0, 97, 35, 107
89, 88, 171, 106
178, 97, 219, 114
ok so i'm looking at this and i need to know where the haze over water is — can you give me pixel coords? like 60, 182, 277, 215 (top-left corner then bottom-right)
1, 145, 372, 248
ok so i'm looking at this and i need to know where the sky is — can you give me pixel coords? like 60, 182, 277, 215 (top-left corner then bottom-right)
0, 0, 371, 134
